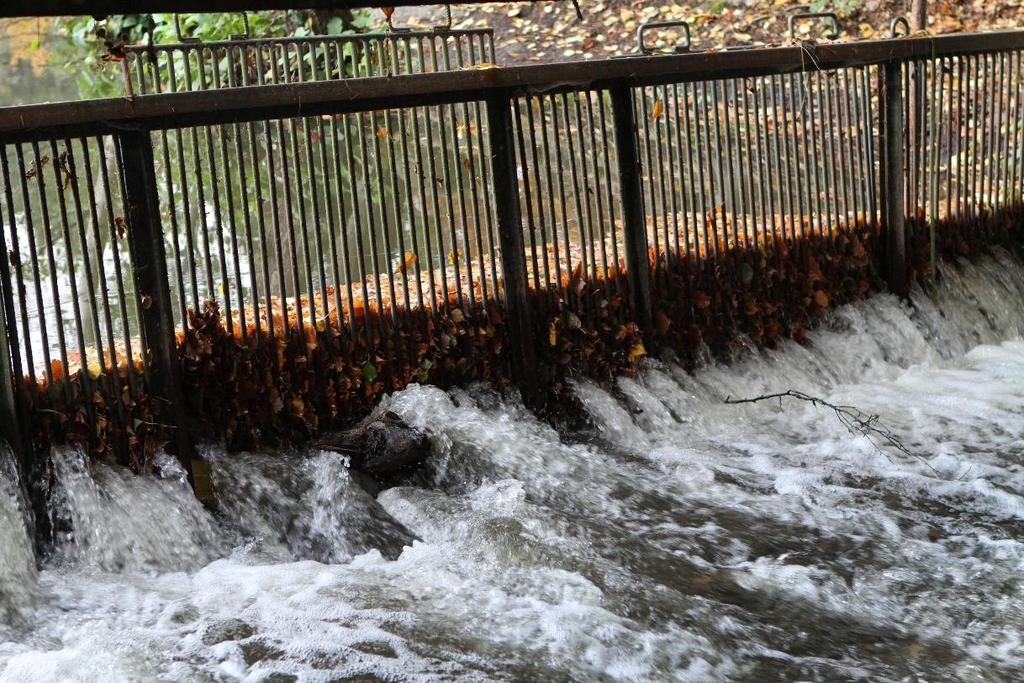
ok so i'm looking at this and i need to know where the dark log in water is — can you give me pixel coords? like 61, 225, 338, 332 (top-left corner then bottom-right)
313, 411, 431, 485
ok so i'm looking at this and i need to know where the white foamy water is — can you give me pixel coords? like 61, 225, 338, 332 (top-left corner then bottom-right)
2, 249, 1024, 681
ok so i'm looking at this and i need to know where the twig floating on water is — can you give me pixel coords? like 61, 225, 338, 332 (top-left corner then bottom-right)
724, 389, 939, 475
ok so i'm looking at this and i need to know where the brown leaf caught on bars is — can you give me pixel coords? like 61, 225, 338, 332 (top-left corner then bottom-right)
394, 251, 417, 274
650, 99, 664, 120
101, 41, 127, 62
655, 310, 671, 335
58, 151, 75, 189
24, 155, 48, 180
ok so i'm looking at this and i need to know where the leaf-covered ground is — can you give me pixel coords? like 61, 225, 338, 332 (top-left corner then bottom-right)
397, 0, 1021, 64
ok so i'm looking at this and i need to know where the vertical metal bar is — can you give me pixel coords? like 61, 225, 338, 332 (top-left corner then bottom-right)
465, 37, 500, 299
637, 91, 661, 278
352, 104, 386, 349
198, 49, 232, 330
661, 85, 682, 259
532, 96, 557, 299
827, 72, 850, 232
80, 138, 125, 433
882, 61, 908, 296
486, 91, 537, 404
0, 180, 26, 473
769, 76, 791, 244
943, 57, 954, 220
751, 78, 770, 244
1, 147, 35, 387
970, 55, 982, 216
844, 68, 866, 225
609, 83, 653, 332
1013, 51, 1024, 206
549, 94, 576, 303
732, 78, 754, 249
928, 59, 941, 276
32, 142, 70, 399
536, 97, 565, 300
984, 53, 997, 215
597, 93, 622, 287
572, 92, 599, 283
584, 93, 612, 288
60, 141, 104, 392
98, 138, 139, 396
672, 84, 694, 266
786, 74, 808, 247
117, 128, 193, 480
431, 40, 467, 309
807, 72, 828, 239
219, 48, 248, 341
229, 45, 262, 338
514, 98, 542, 294
561, 93, 590, 290
862, 66, 880, 228
697, 82, 718, 260
995, 51, 1009, 212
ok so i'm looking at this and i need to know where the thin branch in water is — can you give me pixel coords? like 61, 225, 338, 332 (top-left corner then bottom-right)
724, 389, 941, 476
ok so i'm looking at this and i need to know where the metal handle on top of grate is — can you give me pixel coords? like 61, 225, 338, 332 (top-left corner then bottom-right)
787, 11, 841, 41
889, 16, 911, 38
637, 20, 692, 55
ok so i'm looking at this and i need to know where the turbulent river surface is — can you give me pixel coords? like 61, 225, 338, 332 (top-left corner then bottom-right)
3, 250, 1024, 682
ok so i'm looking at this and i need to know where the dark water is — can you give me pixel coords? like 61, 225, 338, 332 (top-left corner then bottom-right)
3, 250, 1024, 681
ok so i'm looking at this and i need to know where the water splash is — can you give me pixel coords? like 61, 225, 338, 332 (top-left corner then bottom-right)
2, 250, 1024, 681
0, 443, 35, 628
209, 448, 416, 563
47, 448, 224, 572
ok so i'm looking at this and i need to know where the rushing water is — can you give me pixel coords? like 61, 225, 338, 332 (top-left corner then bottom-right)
2, 249, 1024, 681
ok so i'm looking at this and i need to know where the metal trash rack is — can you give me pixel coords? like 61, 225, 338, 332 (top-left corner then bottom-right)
0, 28, 1022, 486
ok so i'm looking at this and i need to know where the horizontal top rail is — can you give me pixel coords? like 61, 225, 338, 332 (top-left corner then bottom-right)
0, 1, 541, 18
122, 27, 493, 53
3, 30, 1024, 142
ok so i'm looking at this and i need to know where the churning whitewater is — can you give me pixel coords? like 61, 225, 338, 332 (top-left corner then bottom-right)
3, 249, 1024, 682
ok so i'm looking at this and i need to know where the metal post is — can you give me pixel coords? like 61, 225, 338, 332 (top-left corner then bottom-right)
117, 128, 197, 484
486, 90, 540, 407
881, 60, 908, 296
0, 276, 23, 465
609, 83, 654, 332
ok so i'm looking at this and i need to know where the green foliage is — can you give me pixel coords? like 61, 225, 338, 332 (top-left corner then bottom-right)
52, 10, 380, 100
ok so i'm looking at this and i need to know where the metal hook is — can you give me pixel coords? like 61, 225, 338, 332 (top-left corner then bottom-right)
229, 12, 251, 41
889, 16, 911, 38
433, 4, 453, 33
787, 11, 841, 41
173, 14, 201, 43
638, 20, 692, 55
384, 6, 411, 33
